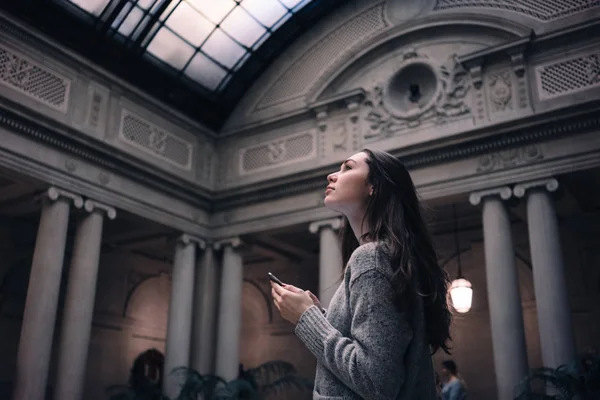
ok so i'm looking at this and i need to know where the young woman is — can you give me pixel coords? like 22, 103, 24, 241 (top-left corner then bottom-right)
440, 360, 468, 400
271, 149, 452, 400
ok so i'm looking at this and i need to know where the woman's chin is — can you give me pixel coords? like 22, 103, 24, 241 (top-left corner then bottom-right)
323, 196, 338, 210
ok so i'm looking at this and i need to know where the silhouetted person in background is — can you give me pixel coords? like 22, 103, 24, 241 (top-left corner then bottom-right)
440, 360, 467, 400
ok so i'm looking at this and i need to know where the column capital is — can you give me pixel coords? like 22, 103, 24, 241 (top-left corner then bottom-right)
469, 186, 512, 206
45, 187, 84, 209
513, 178, 558, 198
83, 200, 117, 220
177, 234, 206, 249
309, 217, 343, 234
214, 237, 242, 250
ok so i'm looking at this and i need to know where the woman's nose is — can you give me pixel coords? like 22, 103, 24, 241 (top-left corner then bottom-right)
327, 172, 337, 183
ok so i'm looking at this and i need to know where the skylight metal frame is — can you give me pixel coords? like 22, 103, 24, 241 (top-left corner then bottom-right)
58, 0, 312, 93
2, 0, 345, 130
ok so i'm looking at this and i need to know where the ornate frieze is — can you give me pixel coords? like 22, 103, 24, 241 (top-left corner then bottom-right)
477, 144, 543, 173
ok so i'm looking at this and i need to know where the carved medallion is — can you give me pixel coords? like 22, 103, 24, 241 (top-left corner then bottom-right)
64, 159, 77, 172
362, 51, 471, 141
98, 172, 110, 186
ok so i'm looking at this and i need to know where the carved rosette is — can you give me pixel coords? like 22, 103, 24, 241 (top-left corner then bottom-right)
362, 50, 471, 141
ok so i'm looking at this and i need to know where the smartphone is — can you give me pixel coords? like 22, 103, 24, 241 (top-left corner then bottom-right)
268, 272, 284, 286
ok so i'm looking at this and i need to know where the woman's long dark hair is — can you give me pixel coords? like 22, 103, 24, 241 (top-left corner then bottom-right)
339, 148, 452, 354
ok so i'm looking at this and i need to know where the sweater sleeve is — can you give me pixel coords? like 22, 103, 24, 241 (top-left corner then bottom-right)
295, 269, 412, 399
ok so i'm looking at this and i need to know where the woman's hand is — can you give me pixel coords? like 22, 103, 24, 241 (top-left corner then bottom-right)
271, 282, 314, 325
284, 284, 324, 312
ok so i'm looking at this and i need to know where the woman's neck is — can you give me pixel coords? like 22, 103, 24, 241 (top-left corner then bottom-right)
347, 212, 370, 244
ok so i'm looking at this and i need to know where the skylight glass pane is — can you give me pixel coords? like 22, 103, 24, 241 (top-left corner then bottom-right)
242, 0, 288, 27
117, 6, 144, 37
166, 2, 214, 47
220, 6, 267, 48
68, 0, 110, 15
202, 29, 247, 69
112, 2, 133, 28
186, 0, 236, 24
136, 0, 156, 9
147, 28, 195, 70
279, 0, 304, 9
185, 53, 228, 90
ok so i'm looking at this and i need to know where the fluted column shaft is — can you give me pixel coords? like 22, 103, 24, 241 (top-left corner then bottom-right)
514, 179, 575, 368
192, 245, 219, 375
163, 235, 201, 398
470, 188, 528, 400
309, 218, 343, 308
54, 200, 116, 400
13, 187, 83, 400
215, 238, 244, 381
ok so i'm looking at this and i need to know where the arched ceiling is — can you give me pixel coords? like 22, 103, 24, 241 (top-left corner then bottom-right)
1, 0, 346, 130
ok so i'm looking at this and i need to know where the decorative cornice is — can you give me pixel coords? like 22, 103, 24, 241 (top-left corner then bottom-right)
215, 109, 600, 210
309, 88, 366, 114
2, 98, 599, 213
459, 34, 532, 69
0, 104, 212, 210
398, 109, 600, 168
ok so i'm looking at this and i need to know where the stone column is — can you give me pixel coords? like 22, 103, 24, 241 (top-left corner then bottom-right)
309, 218, 343, 308
163, 235, 203, 398
214, 238, 244, 381
192, 245, 219, 375
12, 187, 83, 400
514, 178, 575, 368
470, 187, 528, 400
54, 200, 116, 400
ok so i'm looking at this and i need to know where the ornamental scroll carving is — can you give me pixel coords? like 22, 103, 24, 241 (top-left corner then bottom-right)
362, 51, 471, 141
477, 144, 544, 173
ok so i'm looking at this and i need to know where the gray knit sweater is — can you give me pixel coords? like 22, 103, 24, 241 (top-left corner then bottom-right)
295, 242, 437, 400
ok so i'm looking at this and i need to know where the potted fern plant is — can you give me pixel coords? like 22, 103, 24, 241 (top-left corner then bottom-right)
514, 351, 600, 400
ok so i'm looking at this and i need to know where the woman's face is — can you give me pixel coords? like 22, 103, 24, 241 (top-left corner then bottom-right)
324, 151, 373, 217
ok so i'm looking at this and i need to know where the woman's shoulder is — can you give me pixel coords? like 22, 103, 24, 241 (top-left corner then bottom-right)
347, 241, 393, 283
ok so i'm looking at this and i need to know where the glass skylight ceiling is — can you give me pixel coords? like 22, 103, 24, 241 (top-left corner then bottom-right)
62, 0, 313, 91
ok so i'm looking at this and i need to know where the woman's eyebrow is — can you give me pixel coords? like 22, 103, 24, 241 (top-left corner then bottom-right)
344, 159, 356, 165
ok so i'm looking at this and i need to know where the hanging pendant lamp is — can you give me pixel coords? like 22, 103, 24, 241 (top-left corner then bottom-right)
449, 203, 473, 313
